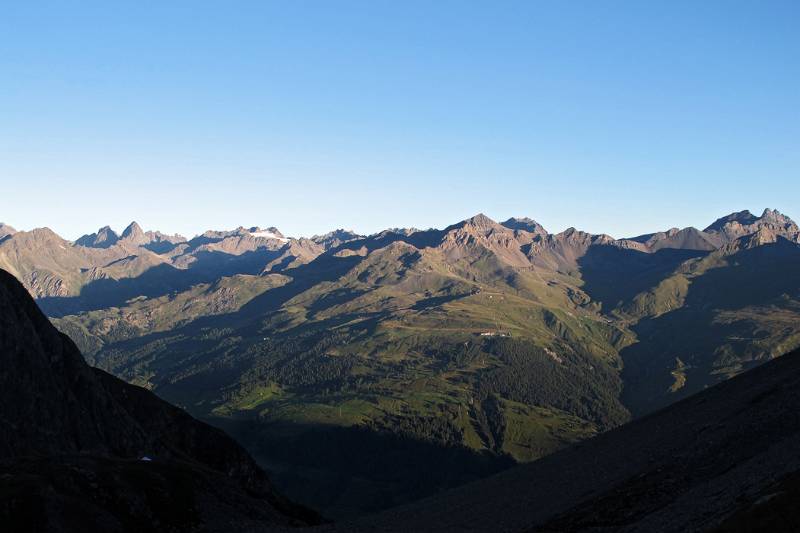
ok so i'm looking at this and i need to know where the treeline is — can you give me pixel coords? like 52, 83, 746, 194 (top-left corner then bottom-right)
477, 337, 629, 428
234, 328, 361, 395
369, 409, 464, 447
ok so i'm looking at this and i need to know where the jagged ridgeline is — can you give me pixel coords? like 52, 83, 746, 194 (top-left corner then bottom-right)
2, 208, 799, 518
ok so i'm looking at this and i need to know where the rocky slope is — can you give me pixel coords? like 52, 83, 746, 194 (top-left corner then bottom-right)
0, 268, 319, 532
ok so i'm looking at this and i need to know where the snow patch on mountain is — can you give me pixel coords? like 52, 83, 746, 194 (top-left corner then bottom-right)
250, 230, 289, 242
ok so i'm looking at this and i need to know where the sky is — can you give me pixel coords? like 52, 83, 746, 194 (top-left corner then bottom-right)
1, 1, 798, 240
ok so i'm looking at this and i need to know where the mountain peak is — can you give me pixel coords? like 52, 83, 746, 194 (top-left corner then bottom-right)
121, 221, 143, 238
247, 227, 289, 242
760, 208, 795, 226
28, 227, 63, 241
704, 210, 759, 232
460, 213, 499, 229
314, 228, 357, 239
704, 208, 798, 244
119, 221, 150, 246
75, 225, 120, 248
443, 214, 504, 236
501, 217, 547, 235
312, 229, 363, 249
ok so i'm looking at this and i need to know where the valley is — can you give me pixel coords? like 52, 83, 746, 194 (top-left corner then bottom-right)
3, 208, 799, 518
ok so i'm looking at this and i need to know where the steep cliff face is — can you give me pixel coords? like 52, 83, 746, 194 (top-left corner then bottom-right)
0, 268, 320, 532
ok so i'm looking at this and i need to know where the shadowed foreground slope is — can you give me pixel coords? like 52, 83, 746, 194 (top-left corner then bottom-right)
0, 268, 320, 532
343, 345, 800, 532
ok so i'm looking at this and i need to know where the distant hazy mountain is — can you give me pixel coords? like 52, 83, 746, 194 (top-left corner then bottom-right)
3, 208, 799, 518
0, 221, 297, 308
0, 268, 318, 531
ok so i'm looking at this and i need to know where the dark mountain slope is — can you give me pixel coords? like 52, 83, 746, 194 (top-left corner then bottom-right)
346, 345, 800, 532
0, 268, 319, 532
619, 235, 800, 416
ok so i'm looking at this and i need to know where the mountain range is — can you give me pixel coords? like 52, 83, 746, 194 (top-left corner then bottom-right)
1, 208, 799, 518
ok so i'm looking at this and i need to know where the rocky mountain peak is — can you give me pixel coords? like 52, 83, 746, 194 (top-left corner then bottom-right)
760, 208, 796, 228
121, 221, 144, 239
446, 214, 507, 237
314, 228, 357, 240
704, 210, 759, 233
75, 225, 120, 249
144, 230, 186, 243
119, 221, 149, 246
462, 213, 497, 228
501, 217, 548, 235
246, 227, 288, 242
312, 229, 363, 249
26, 227, 64, 243
704, 208, 798, 243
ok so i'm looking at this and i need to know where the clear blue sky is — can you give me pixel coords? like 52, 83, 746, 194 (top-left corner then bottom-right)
1, 1, 798, 240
